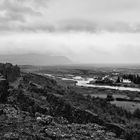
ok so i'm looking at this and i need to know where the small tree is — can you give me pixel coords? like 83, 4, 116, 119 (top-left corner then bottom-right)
116, 76, 121, 83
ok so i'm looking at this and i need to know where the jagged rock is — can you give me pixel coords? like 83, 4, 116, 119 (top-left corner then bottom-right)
23, 73, 57, 88
3, 106, 19, 119
40, 96, 46, 101
44, 123, 119, 140
106, 132, 116, 137
54, 117, 69, 125
46, 93, 103, 124
0, 63, 20, 82
15, 90, 50, 115
36, 115, 53, 125
0, 104, 24, 121
3, 132, 19, 140
105, 123, 125, 137
0, 78, 9, 103
0, 70, 134, 140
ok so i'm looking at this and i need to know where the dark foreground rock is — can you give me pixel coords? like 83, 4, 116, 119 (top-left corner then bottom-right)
0, 63, 20, 82
0, 71, 137, 140
0, 104, 121, 140
0, 104, 122, 140
0, 78, 9, 102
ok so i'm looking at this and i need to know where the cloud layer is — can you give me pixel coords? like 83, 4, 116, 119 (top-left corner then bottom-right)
0, 0, 140, 32
0, 0, 49, 32
0, 0, 140, 64
0, 32, 140, 64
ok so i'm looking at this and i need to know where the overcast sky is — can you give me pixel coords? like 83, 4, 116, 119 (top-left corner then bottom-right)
0, 0, 140, 64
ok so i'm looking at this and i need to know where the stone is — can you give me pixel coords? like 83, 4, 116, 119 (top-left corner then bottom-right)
36, 115, 53, 125
3, 132, 19, 139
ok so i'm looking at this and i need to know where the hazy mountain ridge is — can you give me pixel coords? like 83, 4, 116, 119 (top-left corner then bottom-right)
0, 54, 72, 66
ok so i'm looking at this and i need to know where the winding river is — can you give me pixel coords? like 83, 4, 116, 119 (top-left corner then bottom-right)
61, 76, 140, 112
42, 73, 140, 92
76, 78, 140, 92
61, 76, 140, 92
42, 73, 140, 112
43, 73, 140, 92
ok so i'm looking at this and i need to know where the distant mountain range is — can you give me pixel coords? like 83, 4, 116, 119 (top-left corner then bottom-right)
0, 54, 72, 66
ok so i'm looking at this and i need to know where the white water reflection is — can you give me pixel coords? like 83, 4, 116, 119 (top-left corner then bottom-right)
44, 73, 140, 92
73, 77, 140, 92
77, 80, 140, 92
42, 73, 140, 111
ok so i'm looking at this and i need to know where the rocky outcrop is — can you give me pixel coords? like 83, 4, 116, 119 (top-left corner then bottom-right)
46, 93, 125, 137
15, 90, 50, 115
22, 73, 57, 88
44, 123, 119, 140
0, 63, 20, 82
0, 78, 9, 102
105, 123, 125, 137
0, 104, 122, 140
0, 70, 132, 139
0, 104, 45, 140
46, 93, 103, 124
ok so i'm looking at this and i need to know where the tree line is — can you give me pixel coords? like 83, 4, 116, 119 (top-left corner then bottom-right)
122, 74, 140, 84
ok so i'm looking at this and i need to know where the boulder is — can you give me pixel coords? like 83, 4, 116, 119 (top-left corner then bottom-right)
105, 123, 125, 137
3, 132, 19, 140
36, 114, 53, 125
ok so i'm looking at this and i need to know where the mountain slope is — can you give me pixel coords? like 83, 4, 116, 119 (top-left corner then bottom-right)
0, 54, 72, 66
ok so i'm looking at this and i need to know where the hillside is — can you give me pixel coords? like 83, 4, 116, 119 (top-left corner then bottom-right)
0, 63, 140, 139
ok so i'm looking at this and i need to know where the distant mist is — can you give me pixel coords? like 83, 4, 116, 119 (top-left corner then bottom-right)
0, 53, 72, 66
0, 0, 140, 65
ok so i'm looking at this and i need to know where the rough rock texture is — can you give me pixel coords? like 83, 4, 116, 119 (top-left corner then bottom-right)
0, 78, 9, 102
0, 104, 121, 140
0, 63, 20, 82
46, 93, 103, 124
0, 71, 128, 139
